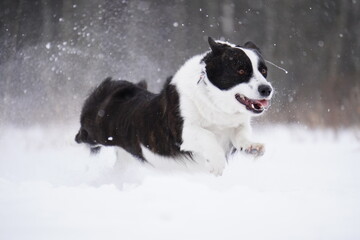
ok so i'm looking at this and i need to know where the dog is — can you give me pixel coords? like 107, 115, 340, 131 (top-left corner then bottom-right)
75, 37, 273, 176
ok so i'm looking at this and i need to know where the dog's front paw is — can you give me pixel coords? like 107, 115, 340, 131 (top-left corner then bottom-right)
241, 143, 265, 157
205, 158, 226, 176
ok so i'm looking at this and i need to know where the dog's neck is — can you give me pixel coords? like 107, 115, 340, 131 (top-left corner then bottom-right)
171, 54, 251, 130
197, 68, 207, 85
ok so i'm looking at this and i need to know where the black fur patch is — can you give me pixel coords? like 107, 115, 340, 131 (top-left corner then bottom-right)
75, 77, 191, 162
203, 38, 267, 90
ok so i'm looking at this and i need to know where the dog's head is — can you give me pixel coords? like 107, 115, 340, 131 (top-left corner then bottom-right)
202, 37, 273, 116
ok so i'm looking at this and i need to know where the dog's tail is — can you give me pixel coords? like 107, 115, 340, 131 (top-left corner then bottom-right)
75, 128, 101, 154
137, 79, 147, 89
75, 128, 86, 144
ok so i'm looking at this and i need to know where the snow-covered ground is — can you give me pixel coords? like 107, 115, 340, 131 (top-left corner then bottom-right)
0, 124, 359, 240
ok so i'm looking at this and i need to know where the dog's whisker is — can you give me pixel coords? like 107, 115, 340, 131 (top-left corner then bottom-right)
265, 60, 289, 74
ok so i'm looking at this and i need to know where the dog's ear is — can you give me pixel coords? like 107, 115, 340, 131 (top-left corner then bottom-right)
208, 37, 226, 54
244, 41, 261, 53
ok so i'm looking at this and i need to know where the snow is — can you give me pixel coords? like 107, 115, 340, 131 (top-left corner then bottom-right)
0, 125, 360, 240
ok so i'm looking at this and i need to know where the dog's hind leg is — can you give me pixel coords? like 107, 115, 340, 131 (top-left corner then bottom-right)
114, 147, 138, 171
109, 147, 149, 186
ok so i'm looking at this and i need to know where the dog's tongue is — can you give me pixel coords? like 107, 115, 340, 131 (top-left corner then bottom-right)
255, 99, 270, 108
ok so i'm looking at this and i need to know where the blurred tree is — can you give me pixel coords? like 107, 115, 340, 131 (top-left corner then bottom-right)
0, 0, 359, 127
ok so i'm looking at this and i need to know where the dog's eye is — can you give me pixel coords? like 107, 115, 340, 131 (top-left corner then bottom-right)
238, 69, 245, 75
261, 69, 267, 75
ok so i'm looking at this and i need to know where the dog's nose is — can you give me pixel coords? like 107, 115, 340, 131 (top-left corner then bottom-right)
258, 84, 272, 97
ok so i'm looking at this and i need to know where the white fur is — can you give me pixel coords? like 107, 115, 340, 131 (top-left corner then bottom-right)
240, 48, 273, 99
170, 43, 273, 176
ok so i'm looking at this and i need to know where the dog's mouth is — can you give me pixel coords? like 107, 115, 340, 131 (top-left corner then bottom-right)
235, 94, 271, 114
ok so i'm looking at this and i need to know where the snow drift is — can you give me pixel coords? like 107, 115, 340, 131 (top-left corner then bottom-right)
0, 125, 359, 240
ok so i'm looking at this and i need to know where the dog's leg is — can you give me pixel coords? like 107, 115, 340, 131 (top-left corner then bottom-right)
231, 124, 265, 157
114, 148, 129, 170
181, 124, 226, 176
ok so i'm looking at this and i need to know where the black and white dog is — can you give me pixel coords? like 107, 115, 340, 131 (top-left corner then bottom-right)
75, 37, 273, 176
